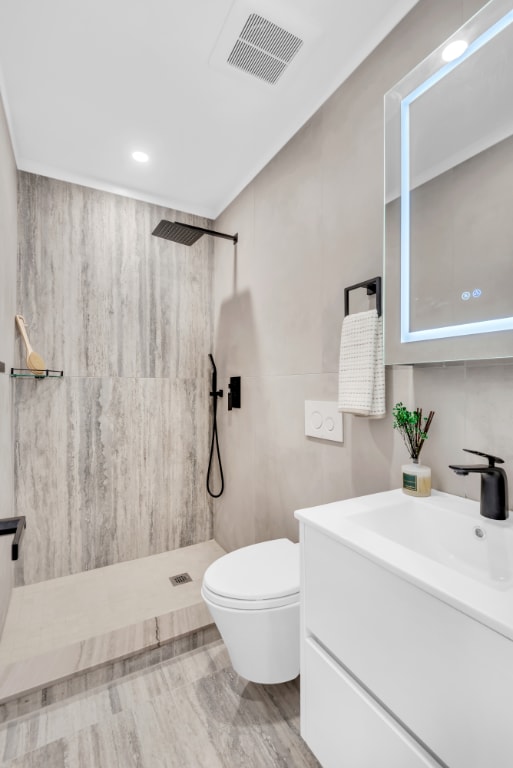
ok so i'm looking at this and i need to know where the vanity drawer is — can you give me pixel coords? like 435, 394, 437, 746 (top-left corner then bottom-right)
302, 524, 513, 768
302, 637, 440, 768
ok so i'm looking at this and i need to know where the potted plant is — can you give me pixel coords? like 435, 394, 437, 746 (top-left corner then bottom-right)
393, 402, 435, 497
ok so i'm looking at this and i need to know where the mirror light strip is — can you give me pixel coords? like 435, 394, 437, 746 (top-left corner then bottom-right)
400, 99, 410, 343
405, 317, 513, 343
400, 9, 513, 343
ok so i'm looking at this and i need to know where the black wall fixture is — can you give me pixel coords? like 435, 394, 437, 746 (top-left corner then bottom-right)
344, 276, 382, 317
0, 516, 26, 560
228, 376, 241, 411
207, 354, 224, 498
152, 220, 238, 246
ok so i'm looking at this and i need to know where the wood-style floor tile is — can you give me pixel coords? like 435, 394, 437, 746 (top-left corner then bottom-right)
1, 641, 320, 768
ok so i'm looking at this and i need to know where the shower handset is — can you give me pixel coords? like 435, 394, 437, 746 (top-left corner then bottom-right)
207, 354, 224, 498
209, 354, 223, 400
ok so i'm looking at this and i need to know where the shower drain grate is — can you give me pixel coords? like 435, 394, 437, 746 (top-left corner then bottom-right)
169, 572, 193, 587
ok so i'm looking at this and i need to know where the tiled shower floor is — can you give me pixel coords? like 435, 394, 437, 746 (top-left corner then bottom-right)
0, 540, 224, 708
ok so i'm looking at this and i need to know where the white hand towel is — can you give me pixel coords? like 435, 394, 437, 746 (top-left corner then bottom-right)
338, 308, 385, 418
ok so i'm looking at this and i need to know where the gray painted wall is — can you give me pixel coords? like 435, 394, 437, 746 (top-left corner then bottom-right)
212, 0, 513, 552
0, 90, 17, 634
15, 174, 214, 585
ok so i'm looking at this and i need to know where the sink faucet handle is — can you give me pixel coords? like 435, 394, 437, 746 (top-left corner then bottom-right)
462, 449, 504, 467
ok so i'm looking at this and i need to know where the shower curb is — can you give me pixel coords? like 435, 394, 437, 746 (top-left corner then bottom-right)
0, 610, 219, 723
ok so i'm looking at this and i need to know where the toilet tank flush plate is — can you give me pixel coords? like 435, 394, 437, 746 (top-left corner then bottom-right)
304, 401, 343, 443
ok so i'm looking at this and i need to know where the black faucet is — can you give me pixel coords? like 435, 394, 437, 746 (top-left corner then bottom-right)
449, 450, 509, 521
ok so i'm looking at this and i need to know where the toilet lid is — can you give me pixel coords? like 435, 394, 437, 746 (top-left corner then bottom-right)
203, 538, 299, 601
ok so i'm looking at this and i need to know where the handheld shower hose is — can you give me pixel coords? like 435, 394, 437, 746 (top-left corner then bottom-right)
207, 354, 224, 498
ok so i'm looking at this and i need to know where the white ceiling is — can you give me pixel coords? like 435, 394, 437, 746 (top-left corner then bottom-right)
0, 0, 418, 218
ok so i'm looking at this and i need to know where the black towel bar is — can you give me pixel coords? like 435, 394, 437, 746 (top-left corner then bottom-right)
344, 276, 382, 317
0, 516, 26, 560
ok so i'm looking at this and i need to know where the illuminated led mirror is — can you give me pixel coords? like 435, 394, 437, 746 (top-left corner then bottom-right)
384, 0, 513, 364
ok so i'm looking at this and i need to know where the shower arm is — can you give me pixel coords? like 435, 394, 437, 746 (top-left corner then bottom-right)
180, 224, 238, 244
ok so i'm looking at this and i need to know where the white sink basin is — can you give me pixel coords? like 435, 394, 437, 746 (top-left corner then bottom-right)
352, 494, 513, 588
296, 489, 513, 640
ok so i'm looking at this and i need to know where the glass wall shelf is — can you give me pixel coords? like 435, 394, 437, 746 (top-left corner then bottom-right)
10, 367, 64, 379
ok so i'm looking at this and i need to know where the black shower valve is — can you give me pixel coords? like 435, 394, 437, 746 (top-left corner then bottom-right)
228, 376, 241, 411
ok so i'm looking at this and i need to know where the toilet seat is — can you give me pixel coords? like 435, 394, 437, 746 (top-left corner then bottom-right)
201, 583, 298, 610
202, 538, 299, 611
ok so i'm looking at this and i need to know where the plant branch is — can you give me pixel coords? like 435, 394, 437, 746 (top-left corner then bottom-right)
393, 403, 435, 461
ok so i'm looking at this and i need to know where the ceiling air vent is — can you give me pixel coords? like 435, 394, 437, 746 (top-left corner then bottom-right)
227, 13, 303, 84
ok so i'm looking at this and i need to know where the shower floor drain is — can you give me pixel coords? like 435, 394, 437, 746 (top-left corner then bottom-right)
169, 572, 193, 586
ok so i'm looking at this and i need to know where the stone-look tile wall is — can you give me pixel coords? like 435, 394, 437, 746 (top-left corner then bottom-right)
211, 0, 513, 553
15, 173, 213, 585
0, 92, 17, 634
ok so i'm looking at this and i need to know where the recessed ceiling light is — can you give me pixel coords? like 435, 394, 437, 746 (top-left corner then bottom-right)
132, 151, 149, 163
442, 40, 468, 62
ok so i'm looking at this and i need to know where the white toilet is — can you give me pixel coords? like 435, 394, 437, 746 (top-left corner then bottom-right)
201, 538, 300, 684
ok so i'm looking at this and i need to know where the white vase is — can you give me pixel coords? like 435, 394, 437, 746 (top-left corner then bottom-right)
401, 459, 431, 497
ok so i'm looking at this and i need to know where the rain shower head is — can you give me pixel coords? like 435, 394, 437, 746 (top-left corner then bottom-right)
152, 220, 238, 246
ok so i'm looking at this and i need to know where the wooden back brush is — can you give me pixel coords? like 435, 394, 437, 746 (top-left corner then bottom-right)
15, 315, 46, 376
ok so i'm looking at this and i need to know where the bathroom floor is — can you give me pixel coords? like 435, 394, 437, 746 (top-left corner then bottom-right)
0, 639, 320, 767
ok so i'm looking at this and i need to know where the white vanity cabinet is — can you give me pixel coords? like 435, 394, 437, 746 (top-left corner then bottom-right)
302, 637, 438, 768
299, 523, 440, 768
296, 503, 513, 768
